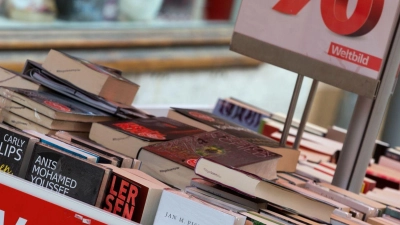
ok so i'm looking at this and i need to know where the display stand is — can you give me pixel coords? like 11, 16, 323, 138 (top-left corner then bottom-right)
333, 22, 400, 192
231, 0, 400, 193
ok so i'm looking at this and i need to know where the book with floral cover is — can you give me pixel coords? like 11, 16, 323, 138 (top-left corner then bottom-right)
168, 108, 299, 172
137, 130, 281, 189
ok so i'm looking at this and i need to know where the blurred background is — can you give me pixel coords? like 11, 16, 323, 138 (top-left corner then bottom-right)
0, 0, 371, 138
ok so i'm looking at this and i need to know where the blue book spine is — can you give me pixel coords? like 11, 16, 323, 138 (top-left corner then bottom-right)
212, 99, 269, 132
40, 140, 99, 163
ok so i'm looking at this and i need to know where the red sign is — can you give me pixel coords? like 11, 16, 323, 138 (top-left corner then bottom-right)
273, 0, 385, 37
0, 183, 106, 225
234, 0, 400, 81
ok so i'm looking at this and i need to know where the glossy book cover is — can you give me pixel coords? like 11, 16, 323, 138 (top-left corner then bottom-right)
0, 126, 37, 177
102, 173, 149, 222
101, 117, 204, 142
25, 143, 105, 205
11, 88, 110, 116
172, 108, 279, 148
213, 98, 270, 132
141, 130, 281, 170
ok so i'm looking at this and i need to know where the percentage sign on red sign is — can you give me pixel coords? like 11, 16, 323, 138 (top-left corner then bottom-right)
273, 0, 385, 37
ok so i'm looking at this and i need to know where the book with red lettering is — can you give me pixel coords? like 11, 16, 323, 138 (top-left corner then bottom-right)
0, 87, 114, 123
167, 108, 299, 172
89, 117, 204, 158
137, 130, 281, 189
101, 164, 166, 225
0, 172, 139, 225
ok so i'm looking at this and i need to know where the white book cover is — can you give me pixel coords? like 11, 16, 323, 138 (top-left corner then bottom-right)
153, 189, 246, 225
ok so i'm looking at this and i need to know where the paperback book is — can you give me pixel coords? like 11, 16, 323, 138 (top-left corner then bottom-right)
101, 164, 166, 225
90, 117, 204, 158
0, 87, 114, 122
153, 189, 246, 225
0, 66, 42, 91
212, 98, 272, 132
195, 157, 350, 223
25, 142, 110, 206
0, 123, 39, 178
2, 111, 89, 137
42, 49, 139, 106
168, 108, 299, 172
22, 59, 151, 119
138, 130, 281, 189
24, 130, 98, 163
55, 131, 134, 168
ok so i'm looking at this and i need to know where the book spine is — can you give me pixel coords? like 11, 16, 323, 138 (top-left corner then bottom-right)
95, 168, 111, 208
385, 208, 400, 220
212, 99, 265, 132
18, 138, 38, 178
385, 151, 400, 162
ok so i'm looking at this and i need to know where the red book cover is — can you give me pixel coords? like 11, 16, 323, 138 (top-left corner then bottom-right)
101, 117, 204, 142
140, 130, 281, 170
102, 173, 148, 222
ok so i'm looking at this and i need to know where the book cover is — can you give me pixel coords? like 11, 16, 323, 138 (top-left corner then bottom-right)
2, 88, 112, 121
0, 124, 38, 178
22, 60, 152, 120
153, 189, 246, 225
0, 172, 139, 225
172, 108, 279, 148
100, 117, 204, 142
101, 164, 165, 225
42, 49, 139, 106
141, 130, 281, 171
212, 98, 270, 132
103, 172, 149, 222
0, 66, 42, 91
25, 143, 108, 206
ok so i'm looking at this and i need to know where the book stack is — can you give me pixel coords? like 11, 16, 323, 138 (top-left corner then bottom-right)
0, 50, 394, 225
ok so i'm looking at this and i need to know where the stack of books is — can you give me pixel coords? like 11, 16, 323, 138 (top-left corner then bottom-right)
0, 50, 395, 225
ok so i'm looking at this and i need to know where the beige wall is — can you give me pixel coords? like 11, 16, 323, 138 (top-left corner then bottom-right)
308, 83, 345, 128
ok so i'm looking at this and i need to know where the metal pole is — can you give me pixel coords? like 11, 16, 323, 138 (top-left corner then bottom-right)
331, 96, 373, 190
332, 18, 400, 192
293, 80, 319, 149
280, 74, 304, 147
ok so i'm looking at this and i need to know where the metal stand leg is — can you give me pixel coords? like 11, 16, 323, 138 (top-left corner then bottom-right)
280, 74, 304, 147
332, 19, 400, 192
293, 80, 319, 150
